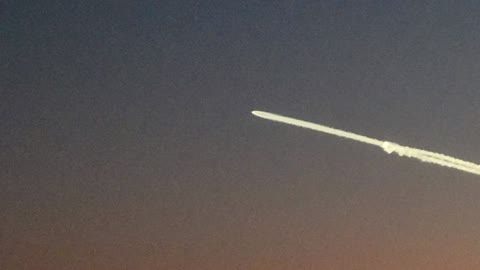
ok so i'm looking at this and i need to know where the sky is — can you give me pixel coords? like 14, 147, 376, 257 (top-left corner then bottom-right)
2, 1, 480, 269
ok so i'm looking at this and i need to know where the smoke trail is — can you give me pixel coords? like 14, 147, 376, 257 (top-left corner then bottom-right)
252, 110, 480, 176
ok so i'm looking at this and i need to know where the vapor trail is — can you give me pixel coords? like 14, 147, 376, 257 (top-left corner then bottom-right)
252, 110, 480, 176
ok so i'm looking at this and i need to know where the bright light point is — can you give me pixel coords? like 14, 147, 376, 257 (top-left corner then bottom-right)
251, 110, 271, 118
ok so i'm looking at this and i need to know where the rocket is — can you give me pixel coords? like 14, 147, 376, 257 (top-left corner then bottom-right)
252, 110, 480, 176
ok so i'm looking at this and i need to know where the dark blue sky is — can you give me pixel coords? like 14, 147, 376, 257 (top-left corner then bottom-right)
2, 1, 480, 269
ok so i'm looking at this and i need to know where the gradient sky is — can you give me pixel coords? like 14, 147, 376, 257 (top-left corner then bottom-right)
2, 1, 480, 269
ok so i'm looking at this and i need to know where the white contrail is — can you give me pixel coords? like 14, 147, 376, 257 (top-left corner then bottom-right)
252, 110, 480, 176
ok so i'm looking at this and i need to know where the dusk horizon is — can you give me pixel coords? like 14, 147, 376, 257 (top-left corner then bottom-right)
2, 1, 480, 269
